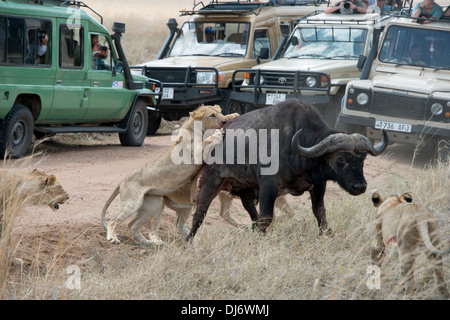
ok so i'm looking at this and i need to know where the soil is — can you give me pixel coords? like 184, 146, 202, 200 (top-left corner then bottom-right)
1, 126, 436, 271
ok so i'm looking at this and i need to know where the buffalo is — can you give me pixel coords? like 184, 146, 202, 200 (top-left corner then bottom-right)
187, 100, 388, 240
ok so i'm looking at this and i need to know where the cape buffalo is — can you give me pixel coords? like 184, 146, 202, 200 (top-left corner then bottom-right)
187, 99, 389, 240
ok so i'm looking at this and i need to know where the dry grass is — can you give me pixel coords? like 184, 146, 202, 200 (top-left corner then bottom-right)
1, 155, 449, 300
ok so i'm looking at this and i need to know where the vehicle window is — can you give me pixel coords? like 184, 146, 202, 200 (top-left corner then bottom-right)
169, 21, 249, 57
0, 16, 51, 65
0, 17, 6, 63
60, 24, 83, 69
251, 28, 271, 59
25, 18, 51, 65
6, 17, 24, 64
90, 34, 112, 71
379, 25, 450, 69
282, 27, 368, 59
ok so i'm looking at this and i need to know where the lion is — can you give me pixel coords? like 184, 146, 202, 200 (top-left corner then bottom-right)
371, 192, 450, 299
162, 168, 294, 236
101, 105, 236, 246
0, 169, 69, 239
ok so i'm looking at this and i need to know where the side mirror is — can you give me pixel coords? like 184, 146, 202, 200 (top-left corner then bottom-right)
357, 55, 367, 70
113, 59, 124, 76
259, 47, 269, 60
290, 36, 299, 46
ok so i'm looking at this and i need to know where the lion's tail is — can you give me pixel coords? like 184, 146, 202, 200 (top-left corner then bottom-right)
416, 211, 450, 255
101, 185, 120, 231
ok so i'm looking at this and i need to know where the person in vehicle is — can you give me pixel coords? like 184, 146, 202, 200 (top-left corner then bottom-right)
204, 26, 215, 43
412, 0, 443, 23
324, 0, 368, 14
408, 44, 426, 65
93, 45, 108, 70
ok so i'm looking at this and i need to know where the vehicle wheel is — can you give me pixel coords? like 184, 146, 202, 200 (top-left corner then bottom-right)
224, 99, 245, 115
119, 100, 148, 146
435, 138, 449, 163
147, 110, 161, 136
0, 104, 34, 159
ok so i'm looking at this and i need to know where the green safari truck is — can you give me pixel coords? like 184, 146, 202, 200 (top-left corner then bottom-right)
0, 0, 161, 158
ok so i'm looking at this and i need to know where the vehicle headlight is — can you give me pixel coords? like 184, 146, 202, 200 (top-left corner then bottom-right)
259, 75, 265, 85
197, 71, 215, 84
356, 92, 369, 105
431, 103, 443, 115
305, 76, 317, 88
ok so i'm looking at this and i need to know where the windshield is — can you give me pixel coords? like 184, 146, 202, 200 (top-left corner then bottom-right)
282, 27, 368, 60
379, 25, 450, 69
169, 21, 250, 57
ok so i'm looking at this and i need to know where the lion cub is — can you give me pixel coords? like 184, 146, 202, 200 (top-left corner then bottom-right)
371, 192, 449, 299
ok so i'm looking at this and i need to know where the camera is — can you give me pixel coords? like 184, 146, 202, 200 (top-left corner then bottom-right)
340, 1, 354, 14
37, 32, 46, 40
98, 46, 108, 51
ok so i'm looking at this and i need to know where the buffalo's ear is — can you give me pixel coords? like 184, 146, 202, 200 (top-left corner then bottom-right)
400, 193, 412, 203
371, 192, 383, 207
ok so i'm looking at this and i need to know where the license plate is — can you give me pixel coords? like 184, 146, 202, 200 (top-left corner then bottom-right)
162, 87, 174, 100
375, 120, 412, 133
266, 93, 286, 105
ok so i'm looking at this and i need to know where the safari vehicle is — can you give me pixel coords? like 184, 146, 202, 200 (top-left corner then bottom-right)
0, 0, 161, 159
229, 9, 393, 127
139, 0, 321, 130
336, 13, 450, 160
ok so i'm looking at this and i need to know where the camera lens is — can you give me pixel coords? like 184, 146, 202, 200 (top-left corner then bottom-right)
344, 2, 351, 8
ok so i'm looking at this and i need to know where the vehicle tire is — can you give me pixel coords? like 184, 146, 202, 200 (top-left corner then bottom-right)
435, 138, 449, 163
119, 100, 148, 147
224, 99, 245, 115
218, 89, 246, 115
147, 110, 161, 136
0, 104, 34, 159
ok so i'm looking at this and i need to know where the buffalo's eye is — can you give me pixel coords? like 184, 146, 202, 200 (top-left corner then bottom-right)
210, 114, 216, 118
336, 156, 346, 168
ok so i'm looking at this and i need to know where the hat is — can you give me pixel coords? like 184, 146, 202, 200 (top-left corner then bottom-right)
205, 26, 214, 34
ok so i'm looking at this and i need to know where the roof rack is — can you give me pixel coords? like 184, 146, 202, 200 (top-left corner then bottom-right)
181, 0, 321, 16
1, 0, 103, 24
59, 1, 103, 24
294, 10, 387, 25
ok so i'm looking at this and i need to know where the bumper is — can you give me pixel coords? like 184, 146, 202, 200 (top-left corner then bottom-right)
338, 113, 450, 143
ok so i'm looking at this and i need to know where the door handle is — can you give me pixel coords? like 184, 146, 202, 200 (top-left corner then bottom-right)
93, 81, 100, 86
56, 80, 63, 84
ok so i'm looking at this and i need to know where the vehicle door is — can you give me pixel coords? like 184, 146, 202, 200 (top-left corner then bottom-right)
251, 28, 272, 62
85, 33, 126, 121
51, 20, 89, 121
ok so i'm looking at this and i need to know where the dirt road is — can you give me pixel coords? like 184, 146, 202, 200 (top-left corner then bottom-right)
2, 131, 433, 268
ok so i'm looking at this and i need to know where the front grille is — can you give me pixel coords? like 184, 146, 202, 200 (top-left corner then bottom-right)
144, 68, 190, 84
261, 72, 298, 87
371, 92, 427, 121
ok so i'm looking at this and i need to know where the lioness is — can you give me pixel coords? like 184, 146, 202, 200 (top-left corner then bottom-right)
0, 169, 69, 239
101, 105, 235, 246
371, 192, 449, 299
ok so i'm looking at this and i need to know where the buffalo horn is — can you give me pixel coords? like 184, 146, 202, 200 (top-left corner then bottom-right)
352, 129, 389, 156
292, 129, 389, 158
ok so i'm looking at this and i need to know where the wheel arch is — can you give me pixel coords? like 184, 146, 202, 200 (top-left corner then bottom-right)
14, 94, 42, 121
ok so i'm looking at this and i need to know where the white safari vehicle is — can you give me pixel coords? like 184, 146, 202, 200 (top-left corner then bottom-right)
336, 12, 450, 161
230, 10, 393, 127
